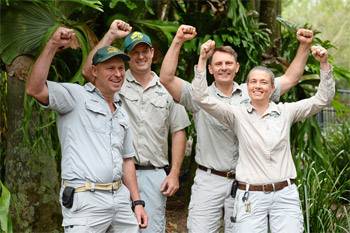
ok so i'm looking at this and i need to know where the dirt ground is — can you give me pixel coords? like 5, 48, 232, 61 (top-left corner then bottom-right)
166, 197, 188, 233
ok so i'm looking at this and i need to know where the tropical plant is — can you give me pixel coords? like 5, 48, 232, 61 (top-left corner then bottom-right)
1, 0, 349, 232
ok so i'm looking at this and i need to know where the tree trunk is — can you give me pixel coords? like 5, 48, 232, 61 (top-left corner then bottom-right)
4, 56, 62, 232
259, 0, 281, 55
157, 0, 171, 21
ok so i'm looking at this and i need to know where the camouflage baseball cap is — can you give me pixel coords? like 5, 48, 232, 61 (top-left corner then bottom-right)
92, 46, 130, 65
123, 31, 152, 53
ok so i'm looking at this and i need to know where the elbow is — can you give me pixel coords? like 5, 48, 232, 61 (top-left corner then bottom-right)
159, 74, 171, 86
159, 76, 168, 85
25, 82, 36, 97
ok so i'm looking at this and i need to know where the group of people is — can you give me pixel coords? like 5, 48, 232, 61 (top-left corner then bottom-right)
26, 18, 334, 233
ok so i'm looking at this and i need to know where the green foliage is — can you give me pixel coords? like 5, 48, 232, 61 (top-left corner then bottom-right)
0, 0, 349, 231
166, 0, 271, 84
0, 181, 12, 233
282, 0, 350, 83
276, 18, 349, 233
0, 3, 57, 64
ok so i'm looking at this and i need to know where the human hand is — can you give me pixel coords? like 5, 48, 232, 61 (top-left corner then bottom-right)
296, 28, 313, 46
311, 45, 328, 63
134, 205, 148, 229
160, 174, 179, 197
175, 25, 197, 43
108, 20, 132, 40
199, 39, 215, 61
49, 27, 78, 50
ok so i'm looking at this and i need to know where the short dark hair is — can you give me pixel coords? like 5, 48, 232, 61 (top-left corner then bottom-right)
209, 46, 238, 64
247, 66, 275, 85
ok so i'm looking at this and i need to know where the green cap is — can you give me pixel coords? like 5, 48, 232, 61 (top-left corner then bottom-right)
123, 31, 152, 53
92, 46, 130, 65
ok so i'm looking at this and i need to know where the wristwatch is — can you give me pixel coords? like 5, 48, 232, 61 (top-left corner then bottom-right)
132, 200, 145, 211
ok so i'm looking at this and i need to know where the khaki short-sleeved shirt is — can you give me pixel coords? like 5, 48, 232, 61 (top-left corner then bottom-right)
191, 68, 334, 183
45, 81, 134, 183
119, 70, 190, 167
179, 67, 281, 171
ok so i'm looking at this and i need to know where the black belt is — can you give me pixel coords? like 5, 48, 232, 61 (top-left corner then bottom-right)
135, 164, 167, 170
238, 179, 295, 192
198, 165, 235, 179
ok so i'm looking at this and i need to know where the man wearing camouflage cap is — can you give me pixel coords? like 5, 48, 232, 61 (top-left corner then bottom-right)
26, 26, 148, 232
83, 20, 190, 233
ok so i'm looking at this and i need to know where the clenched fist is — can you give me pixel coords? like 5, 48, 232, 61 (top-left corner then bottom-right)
311, 45, 328, 63
175, 25, 197, 43
296, 28, 313, 46
49, 27, 78, 50
199, 39, 215, 61
108, 20, 132, 40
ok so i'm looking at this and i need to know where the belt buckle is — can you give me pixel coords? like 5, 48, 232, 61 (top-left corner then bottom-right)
112, 181, 120, 193
86, 182, 95, 192
226, 171, 235, 179
262, 183, 275, 193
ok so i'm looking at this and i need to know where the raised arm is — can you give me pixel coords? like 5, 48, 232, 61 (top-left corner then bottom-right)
191, 40, 236, 128
82, 20, 132, 81
278, 28, 313, 95
159, 25, 196, 102
291, 45, 334, 122
26, 27, 76, 105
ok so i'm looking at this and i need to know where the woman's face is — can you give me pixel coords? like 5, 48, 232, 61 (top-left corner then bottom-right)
247, 70, 275, 103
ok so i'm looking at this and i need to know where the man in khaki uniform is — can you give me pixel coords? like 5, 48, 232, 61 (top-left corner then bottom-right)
26, 27, 147, 232
159, 25, 313, 233
83, 20, 190, 233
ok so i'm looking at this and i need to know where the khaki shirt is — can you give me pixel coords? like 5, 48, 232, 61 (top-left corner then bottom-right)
119, 70, 190, 167
191, 68, 335, 183
45, 81, 134, 183
179, 67, 281, 171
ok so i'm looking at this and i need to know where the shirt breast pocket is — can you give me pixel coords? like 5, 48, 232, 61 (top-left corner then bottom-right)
149, 98, 168, 130
205, 111, 229, 131
122, 91, 139, 104
83, 99, 108, 134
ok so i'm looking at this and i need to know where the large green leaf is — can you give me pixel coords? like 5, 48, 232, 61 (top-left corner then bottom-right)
134, 20, 178, 44
60, 0, 103, 12
0, 3, 57, 64
0, 181, 12, 233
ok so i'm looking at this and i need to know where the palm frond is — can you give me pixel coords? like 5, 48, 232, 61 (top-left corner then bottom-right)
0, 3, 57, 64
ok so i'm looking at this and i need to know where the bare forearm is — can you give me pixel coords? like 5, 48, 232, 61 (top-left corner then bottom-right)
169, 130, 187, 177
26, 41, 57, 103
122, 158, 141, 201
281, 44, 310, 94
160, 38, 184, 85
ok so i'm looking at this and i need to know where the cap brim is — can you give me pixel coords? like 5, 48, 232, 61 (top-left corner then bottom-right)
94, 53, 130, 65
126, 41, 152, 52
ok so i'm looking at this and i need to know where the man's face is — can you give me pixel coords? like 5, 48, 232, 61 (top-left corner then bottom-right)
92, 57, 126, 95
208, 51, 240, 85
247, 70, 275, 102
128, 43, 154, 74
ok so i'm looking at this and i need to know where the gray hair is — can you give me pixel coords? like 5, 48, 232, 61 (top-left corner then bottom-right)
247, 66, 275, 85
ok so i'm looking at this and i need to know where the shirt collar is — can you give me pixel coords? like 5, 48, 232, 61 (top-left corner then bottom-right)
246, 102, 281, 116
211, 81, 242, 98
84, 82, 122, 105
125, 69, 161, 88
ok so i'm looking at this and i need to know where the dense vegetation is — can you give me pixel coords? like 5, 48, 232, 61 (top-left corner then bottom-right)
0, 0, 349, 232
